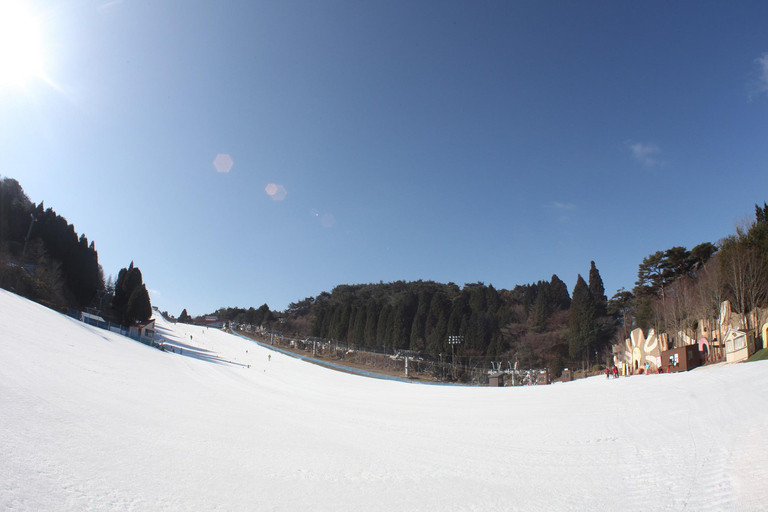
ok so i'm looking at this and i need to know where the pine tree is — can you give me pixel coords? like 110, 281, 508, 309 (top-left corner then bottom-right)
588, 261, 607, 317
569, 274, 597, 360
112, 262, 144, 324
391, 292, 417, 350
530, 281, 550, 332
126, 284, 152, 324
549, 274, 571, 311
363, 300, 379, 348
352, 306, 366, 345
376, 304, 392, 351
409, 290, 432, 352
425, 291, 450, 356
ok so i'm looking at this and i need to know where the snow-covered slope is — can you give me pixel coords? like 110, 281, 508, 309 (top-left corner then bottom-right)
2, 289, 767, 511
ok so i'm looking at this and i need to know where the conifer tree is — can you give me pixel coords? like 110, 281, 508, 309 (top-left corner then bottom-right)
363, 300, 379, 348
352, 306, 366, 345
425, 291, 450, 356
376, 304, 392, 351
126, 284, 152, 324
588, 261, 608, 317
409, 290, 432, 352
112, 262, 145, 324
569, 274, 597, 360
549, 274, 571, 311
530, 281, 550, 332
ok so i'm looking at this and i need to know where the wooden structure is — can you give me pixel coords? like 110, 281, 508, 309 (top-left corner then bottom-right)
724, 328, 758, 363
661, 345, 701, 373
488, 373, 504, 387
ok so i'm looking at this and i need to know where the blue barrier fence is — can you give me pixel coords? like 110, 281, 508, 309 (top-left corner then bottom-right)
66, 308, 162, 350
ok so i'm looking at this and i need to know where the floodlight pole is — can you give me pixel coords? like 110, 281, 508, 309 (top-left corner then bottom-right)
448, 335, 463, 380
21, 214, 36, 263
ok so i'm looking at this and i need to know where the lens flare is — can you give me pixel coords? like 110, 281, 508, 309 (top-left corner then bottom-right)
265, 183, 287, 201
213, 154, 233, 173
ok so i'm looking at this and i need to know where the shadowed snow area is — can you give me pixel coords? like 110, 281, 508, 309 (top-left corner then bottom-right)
1, 288, 767, 511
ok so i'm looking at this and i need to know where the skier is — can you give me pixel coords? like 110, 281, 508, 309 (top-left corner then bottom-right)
612, 365, 619, 378
605, 367, 611, 379
268, 354, 271, 361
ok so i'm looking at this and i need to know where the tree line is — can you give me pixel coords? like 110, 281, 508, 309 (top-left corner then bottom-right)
250, 203, 767, 375
267, 266, 613, 376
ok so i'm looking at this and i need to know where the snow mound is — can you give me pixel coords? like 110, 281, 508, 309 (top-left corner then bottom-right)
1, 289, 767, 511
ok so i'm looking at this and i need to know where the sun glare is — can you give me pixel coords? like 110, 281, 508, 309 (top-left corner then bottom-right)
0, 1, 45, 88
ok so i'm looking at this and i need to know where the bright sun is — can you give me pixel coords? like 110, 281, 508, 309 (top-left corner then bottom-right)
0, 1, 45, 88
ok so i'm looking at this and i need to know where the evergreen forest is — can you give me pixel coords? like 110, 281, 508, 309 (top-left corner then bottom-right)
0, 176, 151, 325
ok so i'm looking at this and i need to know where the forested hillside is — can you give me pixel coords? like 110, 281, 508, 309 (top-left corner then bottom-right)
0, 176, 152, 324
0, 176, 103, 310
272, 269, 609, 376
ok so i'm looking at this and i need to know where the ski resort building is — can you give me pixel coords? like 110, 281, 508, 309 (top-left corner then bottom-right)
723, 328, 759, 363
130, 319, 156, 343
661, 345, 702, 373
193, 316, 226, 329
613, 327, 663, 375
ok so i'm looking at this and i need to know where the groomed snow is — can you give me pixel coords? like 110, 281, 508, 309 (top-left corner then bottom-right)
1, 289, 767, 511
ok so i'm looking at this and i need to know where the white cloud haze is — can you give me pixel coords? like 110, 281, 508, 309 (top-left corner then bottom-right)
627, 141, 662, 166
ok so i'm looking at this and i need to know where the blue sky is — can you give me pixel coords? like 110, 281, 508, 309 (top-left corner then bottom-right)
2, 0, 768, 316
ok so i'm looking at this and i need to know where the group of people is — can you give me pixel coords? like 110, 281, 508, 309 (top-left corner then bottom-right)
606, 362, 665, 378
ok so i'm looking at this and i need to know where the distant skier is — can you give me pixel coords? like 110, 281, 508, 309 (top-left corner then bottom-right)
605, 367, 610, 379
268, 354, 271, 361
612, 365, 619, 378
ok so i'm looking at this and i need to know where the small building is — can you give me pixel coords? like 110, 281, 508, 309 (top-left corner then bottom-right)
661, 345, 702, 373
193, 317, 226, 329
80, 312, 106, 328
130, 319, 156, 342
561, 368, 572, 382
535, 369, 550, 385
488, 373, 504, 387
723, 328, 758, 363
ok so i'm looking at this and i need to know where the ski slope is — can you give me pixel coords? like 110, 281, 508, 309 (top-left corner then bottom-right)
1, 289, 767, 511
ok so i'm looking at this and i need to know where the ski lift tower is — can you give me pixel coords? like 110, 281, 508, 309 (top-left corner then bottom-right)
448, 335, 463, 380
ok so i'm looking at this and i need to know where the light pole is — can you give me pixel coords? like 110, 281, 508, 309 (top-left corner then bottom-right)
448, 335, 463, 380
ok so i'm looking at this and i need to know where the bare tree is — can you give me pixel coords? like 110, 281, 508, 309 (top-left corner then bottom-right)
720, 241, 768, 331
691, 257, 726, 359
